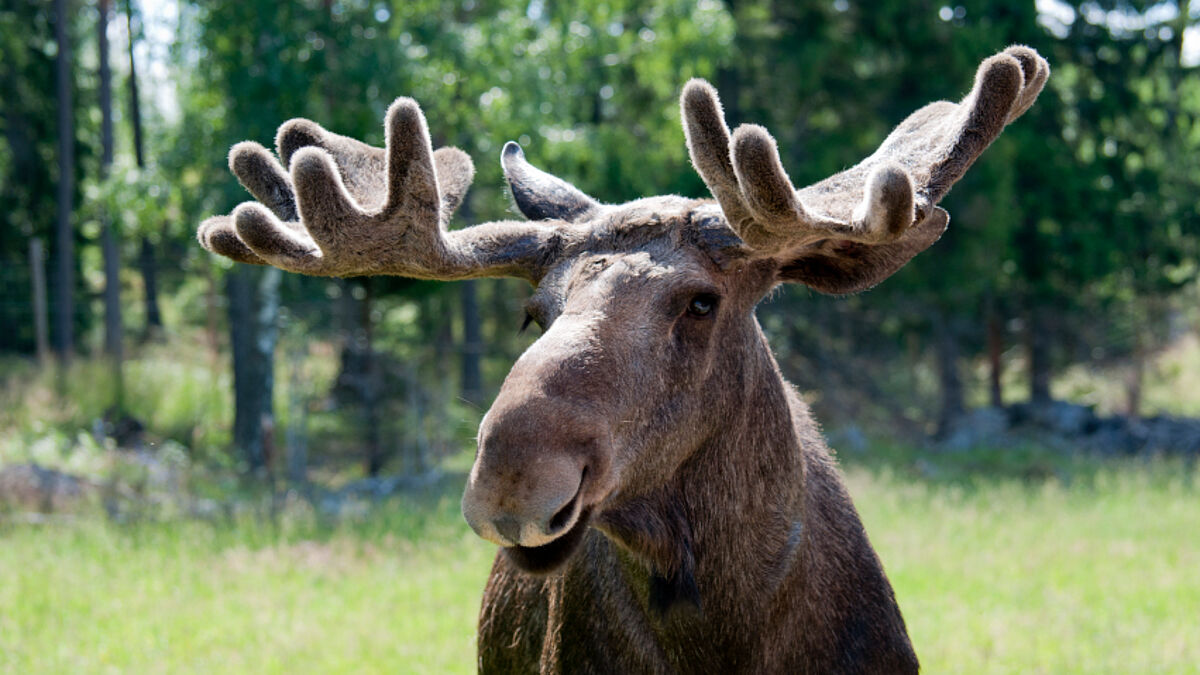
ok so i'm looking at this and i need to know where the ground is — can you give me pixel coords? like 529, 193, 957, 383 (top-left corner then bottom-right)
2, 460, 1197, 674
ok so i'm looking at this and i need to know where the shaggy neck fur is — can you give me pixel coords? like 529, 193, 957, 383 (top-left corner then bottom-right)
597, 314, 802, 617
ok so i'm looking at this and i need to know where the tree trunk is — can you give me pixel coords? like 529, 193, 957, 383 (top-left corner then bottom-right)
285, 344, 308, 486
99, 0, 113, 168
461, 280, 484, 406
935, 313, 965, 439
99, 0, 124, 407
124, 0, 144, 168
53, 0, 75, 362
124, 0, 162, 338
30, 239, 50, 364
986, 296, 1004, 408
139, 237, 162, 337
1028, 306, 1052, 404
1125, 304, 1146, 421
226, 266, 281, 475
334, 279, 385, 476
1125, 350, 1144, 421
360, 278, 384, 476
204, 262, 219, 357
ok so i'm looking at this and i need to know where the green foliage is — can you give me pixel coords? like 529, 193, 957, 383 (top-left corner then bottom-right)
5, 0, 1200, 461
0, 345, 234, 467
0, 0, 99, 352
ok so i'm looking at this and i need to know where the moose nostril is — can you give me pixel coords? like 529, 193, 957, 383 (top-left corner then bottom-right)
547, 495, 576, 534
547, 467, 587, 535
494, 516, 522, 545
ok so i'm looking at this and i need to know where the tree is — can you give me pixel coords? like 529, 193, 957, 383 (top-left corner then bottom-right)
226, 265, 281, 474
123, 0, 163, 339
1, 2, 62, 354
53, 0, 75, 362
98, 0, 125, 405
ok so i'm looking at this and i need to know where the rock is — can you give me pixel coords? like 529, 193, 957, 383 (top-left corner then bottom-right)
1139, 416, 1200, 455
1084, 417, 1139, 455
935, 401, 1200, 458
0, 463, 94, 513
337, 469, 442, 499
826, 425, 869, 455
1027, 401, 1096, 436
941, 407, 1010, 451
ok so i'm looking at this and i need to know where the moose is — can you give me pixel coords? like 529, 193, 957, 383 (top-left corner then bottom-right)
199, 46, 1048, 673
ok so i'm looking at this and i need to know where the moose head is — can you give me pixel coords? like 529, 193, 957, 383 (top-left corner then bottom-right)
199, 47, 1047, 586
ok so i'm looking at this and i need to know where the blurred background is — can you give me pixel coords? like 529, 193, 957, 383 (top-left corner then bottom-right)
1, 0, 1197, 672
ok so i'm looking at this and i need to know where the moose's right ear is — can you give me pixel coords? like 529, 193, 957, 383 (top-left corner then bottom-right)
777, 207, 949, 294
502, 142, 602, 223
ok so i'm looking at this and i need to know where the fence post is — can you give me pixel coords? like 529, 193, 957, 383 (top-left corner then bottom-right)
30, 238, 50, 364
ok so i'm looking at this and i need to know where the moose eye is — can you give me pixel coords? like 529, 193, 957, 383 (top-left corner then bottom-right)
686, 294, 718, 318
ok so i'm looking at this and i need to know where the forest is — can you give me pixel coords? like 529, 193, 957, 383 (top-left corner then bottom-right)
1, 0, 1198, 672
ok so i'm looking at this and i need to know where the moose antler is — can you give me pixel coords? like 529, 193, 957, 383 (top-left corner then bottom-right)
197, 98, 556, 280
683, 45, 1049, 292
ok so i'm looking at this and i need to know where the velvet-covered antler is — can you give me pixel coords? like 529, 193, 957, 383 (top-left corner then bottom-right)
683, 45, 1049, 293
197, 99, 556, 281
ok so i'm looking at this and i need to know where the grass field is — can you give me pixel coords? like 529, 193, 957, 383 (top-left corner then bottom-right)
2, 461, 1198, 674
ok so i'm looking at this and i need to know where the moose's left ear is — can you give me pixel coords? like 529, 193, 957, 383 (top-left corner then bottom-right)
502, 142, 603, 222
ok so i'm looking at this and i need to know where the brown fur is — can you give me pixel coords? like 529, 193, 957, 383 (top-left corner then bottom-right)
197, 47, 1050, 674
472, 203, 917, 673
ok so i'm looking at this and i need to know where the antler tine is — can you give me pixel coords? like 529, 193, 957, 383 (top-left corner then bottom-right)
680, 80, 754, 233
197, 138, 306, 266
913, 50, 1027, 206
274, 115, 474, 220
729, 123, 914, 253
1003, 45, 1050, 122
684, 47, 1047, 261
824, 46, 1047, 220
198, 214, 266, 265
199, 98, 556, 281
680, 81, 917, 255
501, 142, 603, 223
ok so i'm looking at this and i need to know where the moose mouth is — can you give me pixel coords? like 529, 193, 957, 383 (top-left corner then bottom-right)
502, 506, 594, 574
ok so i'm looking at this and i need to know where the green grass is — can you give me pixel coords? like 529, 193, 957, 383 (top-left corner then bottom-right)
0, 481, 496, 674
2, 462, 1197, 674
853, 463, 1200, 674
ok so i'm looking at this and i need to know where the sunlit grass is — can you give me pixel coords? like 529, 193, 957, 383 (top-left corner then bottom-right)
2, 461, 1197, 674
853, 462, 1200, 674
0, 482, 494, 674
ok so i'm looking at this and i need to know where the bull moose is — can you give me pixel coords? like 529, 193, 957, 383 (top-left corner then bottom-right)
199, 46, 1048, 673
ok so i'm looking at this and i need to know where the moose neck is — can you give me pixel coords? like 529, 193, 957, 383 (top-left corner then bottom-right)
596, 311, 809, 627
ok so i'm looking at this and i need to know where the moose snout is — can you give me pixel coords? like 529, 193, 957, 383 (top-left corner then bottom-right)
462, 452, 588, 547
463, 324, 617, 551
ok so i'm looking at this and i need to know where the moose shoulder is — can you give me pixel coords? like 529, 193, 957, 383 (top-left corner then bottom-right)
199, 46, 1048, 673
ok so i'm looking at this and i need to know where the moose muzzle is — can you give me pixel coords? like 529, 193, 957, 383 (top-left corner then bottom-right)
461, 315, 618, 553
